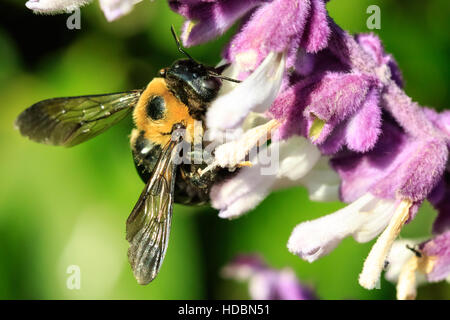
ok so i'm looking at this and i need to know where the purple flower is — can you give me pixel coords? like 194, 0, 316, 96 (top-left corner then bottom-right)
26, 0, 445, 294
169, 0, 268, 47
211, 136, 339, 219
222, 254, 316, 300
285, 27, 448, 290
269, 55, 383, 154
173, 0, 331, 72
224, 0, 314, 71
355, 33, 403, 87
202, 52, 340, 219
288, 111, 446, 289
385, 232, 450, 300
206, 52, 285, 141
301, 72, 380, 149
171, 2, 449, 292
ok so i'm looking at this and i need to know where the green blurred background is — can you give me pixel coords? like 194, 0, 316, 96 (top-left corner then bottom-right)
0, 0, 448, 299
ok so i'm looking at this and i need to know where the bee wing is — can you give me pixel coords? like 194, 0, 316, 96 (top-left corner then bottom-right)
126, 140, 178, 285
15, 91, 142, 147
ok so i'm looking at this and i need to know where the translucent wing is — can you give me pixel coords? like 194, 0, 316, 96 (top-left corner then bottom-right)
126, 140, 178, 285
15, 91, 142, 147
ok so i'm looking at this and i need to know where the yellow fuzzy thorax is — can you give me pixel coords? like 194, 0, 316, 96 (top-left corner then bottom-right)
133, 78, 199, 146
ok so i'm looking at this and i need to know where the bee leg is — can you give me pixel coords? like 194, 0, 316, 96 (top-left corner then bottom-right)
181, 165, 211, 189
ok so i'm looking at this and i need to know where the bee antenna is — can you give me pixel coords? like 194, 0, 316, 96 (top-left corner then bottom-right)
169, 26, 241, 84
207, 72, 242, 84
170, 25, 197, 63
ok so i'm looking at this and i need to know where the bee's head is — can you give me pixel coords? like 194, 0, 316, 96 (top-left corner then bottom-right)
161, 26, 240, 114
164, 59, 222, 103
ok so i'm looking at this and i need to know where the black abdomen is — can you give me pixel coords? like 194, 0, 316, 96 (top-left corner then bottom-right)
131, 131, 214, 205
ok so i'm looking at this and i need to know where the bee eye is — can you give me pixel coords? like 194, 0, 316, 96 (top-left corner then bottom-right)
202, 78, 220, 90
146, 96, 165, 120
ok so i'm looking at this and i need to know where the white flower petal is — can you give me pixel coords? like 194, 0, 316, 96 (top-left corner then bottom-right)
297, 157, 340, 202
218, 190, 270, 219
215, 59, 241, 95
25, 0, 91, 14
211, 134, 293, 219
99, 0, 141, 21
276, 136, 321, 181
268, 137, 340, 202
206, 52, 285, 141
384, 239, 425, 283
212, 119, 279, 170
287, 193, 397, 262
353, 197, 398, 242
211, 135, 325, 220
384, 238, 428, 300
359, 200, 412, 289
211, 157, 277, 219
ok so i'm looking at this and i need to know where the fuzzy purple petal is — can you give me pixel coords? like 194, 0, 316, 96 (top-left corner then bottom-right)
393, 139, 447, 201
303, 72, 375, 144
384, 55, 404, 88
269, 76, 315, 140
290, 50, 316, 76
170, 0, 266, 47
423, 108, 450, 142
355, 33, 403, 87
276, 269, 317, 300
223, 254, 316, 300
327, 21, 379, 74
317, 121, 346, 155
355, 33, 385, 66
382, 84, 445, 140
331, 118, 407, 202
301, 0, 330, 53
344, 86, 381, 152
332, 115, 447, 203
225, 0, 311, 71
428, 173, 450, 234
419, 231, 450, 282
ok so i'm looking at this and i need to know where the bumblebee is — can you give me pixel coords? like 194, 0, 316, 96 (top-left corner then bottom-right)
15, 27, 239, 285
